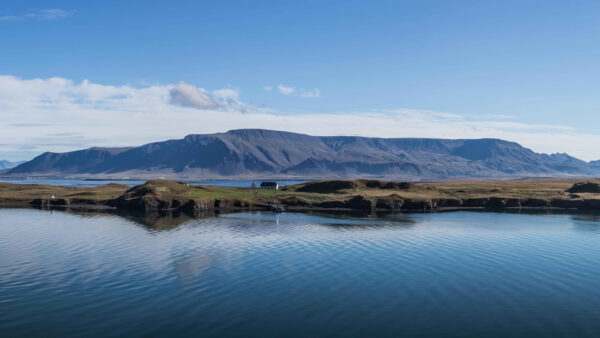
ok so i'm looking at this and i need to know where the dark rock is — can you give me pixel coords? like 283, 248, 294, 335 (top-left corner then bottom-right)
365, 180, 383, 188
402, 200, 433, 210
487, 197, 507, 207
345, 195, 375, 210
381, 181, 412, 190
485, 197, 520, 208
296, 180, 357, 193
566, 182, 600, 193
462, 198, 489, 207
182, 199, 215, 212
375, 195, 404, 210
550, 199, 584, 209
436, 198, 463, 207
214, 199, 235, 209
315, 200, 347, 208
279, 196, 311, 207
506, 198, 521, 207
583, 199, 600, 210
521, 198, 549, 207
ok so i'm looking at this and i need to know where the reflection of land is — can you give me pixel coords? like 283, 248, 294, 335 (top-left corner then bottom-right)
302, 210, 418, 229
569, 213, 600, 233
114, 210, 216, 230
11, 206, 219, 230
5, 205, 600, 234
220, 210, 418, 233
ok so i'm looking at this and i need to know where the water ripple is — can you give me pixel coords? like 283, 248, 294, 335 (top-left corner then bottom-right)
3, 209, 600, 336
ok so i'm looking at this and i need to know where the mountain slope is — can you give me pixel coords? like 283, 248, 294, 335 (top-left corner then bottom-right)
8, 148, 132, 174
6, 129, 598, 179
0, 160, 26, 170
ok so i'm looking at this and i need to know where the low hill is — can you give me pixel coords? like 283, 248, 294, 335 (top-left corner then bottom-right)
6, 129, 599, 179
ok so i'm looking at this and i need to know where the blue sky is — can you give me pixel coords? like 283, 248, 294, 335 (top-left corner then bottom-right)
1, 0, 600, 160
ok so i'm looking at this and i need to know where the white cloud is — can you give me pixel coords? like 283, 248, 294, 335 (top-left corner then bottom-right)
264, 86, 273, 91
274, 84, 321, 98
169, 82, 217, 109
0, 9, 72, 21
277, 84, 295, 95
1, 75, 600, 161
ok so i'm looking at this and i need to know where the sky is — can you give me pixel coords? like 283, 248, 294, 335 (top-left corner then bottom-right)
1, 0, 600, 161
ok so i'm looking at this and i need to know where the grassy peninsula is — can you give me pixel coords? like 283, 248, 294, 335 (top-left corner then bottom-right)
2, 178, 600, 213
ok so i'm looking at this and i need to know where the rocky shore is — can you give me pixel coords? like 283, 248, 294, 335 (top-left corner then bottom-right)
3, 178, 600, 215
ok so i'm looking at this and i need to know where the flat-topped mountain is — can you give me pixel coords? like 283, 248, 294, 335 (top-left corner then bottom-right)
6, 129, 599, 179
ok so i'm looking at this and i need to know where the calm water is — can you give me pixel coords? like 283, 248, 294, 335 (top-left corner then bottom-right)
0, 179, 306, 188
2, 209, 600, 337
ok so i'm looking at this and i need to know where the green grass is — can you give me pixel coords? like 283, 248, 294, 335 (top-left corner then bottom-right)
0, 182, 129, 203
188, 185, 332, 204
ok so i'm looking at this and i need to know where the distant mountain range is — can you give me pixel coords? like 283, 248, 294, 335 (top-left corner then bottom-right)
4, 129, 600, 179
0, 160, 26, 170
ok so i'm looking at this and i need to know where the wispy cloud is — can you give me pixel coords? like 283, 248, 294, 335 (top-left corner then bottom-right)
0, 9, 73, 21
273, 84, 321, 98
486, 114, 516, 120
277, 84, 295, 95
1, 75, 599, 161
296, 88, 320, 98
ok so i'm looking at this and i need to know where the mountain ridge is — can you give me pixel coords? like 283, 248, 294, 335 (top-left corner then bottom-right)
0, 160, 26, 170
5, 129, 599, 179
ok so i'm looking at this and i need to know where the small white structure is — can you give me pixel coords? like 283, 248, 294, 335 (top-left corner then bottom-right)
260, 181, 278, 190
250, 182, 258, 189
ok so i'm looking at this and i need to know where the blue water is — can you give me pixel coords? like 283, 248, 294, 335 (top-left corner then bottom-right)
0, 179, 306, 188
2, 209, 600, 337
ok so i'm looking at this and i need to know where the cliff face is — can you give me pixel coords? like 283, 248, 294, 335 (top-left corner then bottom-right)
7, 129, 599, 179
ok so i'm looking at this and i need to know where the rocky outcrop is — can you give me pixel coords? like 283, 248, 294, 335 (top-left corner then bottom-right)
462, 198, 490, 207
314, 200, 348, 209
346, 195, 375, 210
375, 194, 405, 210
566, 182, 600, 193
108, 180, 192, 211
401, 200, 434, 211
295, 180, 358, 194
181, 199, 216, 213
521, 198, 549, 207
364, 180, 412, 190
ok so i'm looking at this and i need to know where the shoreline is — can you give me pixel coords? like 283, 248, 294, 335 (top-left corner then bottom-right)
2, 178, 600, 215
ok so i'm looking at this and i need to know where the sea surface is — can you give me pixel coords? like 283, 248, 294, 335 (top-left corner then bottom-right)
0, 179, 306, 188
2, 209, 600, 337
